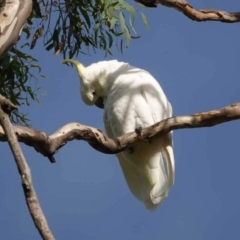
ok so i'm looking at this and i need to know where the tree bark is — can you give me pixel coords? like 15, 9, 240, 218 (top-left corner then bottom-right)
136, 0, 240, 23
0, 0, 55, 238
0, 0, 32, 58
1, 102, 240, 163
0, 95, 55, 240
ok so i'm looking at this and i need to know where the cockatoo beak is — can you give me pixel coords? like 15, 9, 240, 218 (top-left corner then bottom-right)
62, 59, 86, 83
95, 97, 104, 109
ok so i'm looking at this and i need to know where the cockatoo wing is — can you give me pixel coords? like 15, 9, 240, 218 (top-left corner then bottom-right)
103, 70, 175, 210
63, 58, 174, 210
104, 115, 143, 201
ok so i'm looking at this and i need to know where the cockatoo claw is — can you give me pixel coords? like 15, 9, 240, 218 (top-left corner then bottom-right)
135, 126, 143, 136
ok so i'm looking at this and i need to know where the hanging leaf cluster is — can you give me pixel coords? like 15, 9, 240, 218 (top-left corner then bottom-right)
0, 47, 45, 125
29, 0, 148, 56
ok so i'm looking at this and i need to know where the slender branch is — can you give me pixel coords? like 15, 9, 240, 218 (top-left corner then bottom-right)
0, 0, 55, 238
135, 0, 240, 23
1, 103, 240, 163
0, 95, 55, 240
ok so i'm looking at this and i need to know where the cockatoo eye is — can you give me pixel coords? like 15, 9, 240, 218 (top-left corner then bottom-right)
92, 91, 96, 95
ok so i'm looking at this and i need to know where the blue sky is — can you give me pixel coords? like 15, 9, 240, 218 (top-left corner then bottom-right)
1, 1, 240, 239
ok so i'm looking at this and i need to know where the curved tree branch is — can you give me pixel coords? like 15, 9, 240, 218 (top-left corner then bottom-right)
135, 0, 240, 23
1, 102, 240, 163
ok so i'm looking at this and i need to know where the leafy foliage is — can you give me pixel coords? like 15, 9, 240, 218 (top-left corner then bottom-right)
30, 0, 147, 56
0, 47, 44, 126
0, 0, 148, 125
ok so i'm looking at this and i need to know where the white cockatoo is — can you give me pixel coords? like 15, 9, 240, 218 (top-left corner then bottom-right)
63, 59, 175, 210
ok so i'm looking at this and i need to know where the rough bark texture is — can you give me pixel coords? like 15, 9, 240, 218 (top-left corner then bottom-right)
136, 0, 240, 23
0, 95, 55, 240
0, 0, 55, 239
0, 0, 32, 58
1, 103, 240, 163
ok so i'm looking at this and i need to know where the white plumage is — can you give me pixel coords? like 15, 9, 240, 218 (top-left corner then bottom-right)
63, 59, 175, 210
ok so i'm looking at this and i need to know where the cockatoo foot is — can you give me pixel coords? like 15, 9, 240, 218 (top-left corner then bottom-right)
135, 126, 142, 136
135, 126, 151, 143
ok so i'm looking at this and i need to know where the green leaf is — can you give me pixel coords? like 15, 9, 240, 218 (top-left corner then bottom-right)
12, 48, 37, 61
111, 30, 123, 37
124, 26, 131, 47
45, 43, 54, 51
107, 1, 119, 9
110, 18, 117, 29
44, 36, 53, 46
140, 12, 148, 29
108, 8, 118, 19
99, 35, 107, 50
95, 23, 100, 31
79, 6, 91, 28
31, 64, 42, 73
120, 39, 123, 53
32, 0, 42, 18
22, 27, 31, 39
129, 6, 136, 27
27, 86, 35, 100
119, 12, 125, 33
105, 31, 113, 48
20, 43, 30, 49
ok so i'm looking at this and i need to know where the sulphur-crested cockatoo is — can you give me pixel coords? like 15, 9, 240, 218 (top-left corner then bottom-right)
63, 59, 175, 210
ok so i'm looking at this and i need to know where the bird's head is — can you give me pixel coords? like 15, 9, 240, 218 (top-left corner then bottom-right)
62, 59, 104, 108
